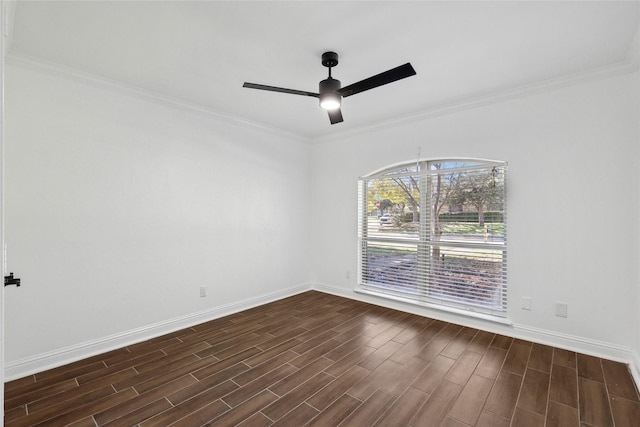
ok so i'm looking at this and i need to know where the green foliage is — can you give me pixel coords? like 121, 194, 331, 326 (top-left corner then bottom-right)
448, 168, 505, 222
366, 245, 417, 257
367, 176, 419, 212
398, 213, 415, 223
380, 199, 394, 212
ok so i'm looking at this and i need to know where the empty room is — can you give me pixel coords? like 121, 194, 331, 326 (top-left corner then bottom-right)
1, 1, 640, 426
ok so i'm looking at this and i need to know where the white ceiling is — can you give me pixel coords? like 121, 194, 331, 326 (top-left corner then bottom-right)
6, 1, 640, 140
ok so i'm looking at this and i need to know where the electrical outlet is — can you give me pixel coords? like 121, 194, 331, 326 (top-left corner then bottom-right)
556, 302, 568, 318
345, 271, 351, 279
200, 286, 207, 298
521, 297, 532, 311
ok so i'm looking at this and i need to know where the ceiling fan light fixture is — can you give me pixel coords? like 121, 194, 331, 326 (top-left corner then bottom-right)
319, 92, 341, 110
319, 77, 341, 110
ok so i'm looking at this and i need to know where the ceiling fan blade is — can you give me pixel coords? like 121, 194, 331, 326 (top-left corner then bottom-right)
328, 108, 343, 125
338, 63, 416, 98
243, 82, 319, 98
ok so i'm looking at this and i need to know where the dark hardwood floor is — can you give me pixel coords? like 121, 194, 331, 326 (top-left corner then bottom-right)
4, 291, 640, 426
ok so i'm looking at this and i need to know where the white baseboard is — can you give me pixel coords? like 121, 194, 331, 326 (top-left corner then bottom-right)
6, 281, 639, 389
312, 282, 640, 373
4, 284, 311, 381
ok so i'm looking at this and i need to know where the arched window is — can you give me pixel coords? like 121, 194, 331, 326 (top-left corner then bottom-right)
358, 159, 507, 318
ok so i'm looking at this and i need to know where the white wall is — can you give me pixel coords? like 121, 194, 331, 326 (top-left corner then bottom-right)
311, 71, 640, 360
636, 67, 640, 376
0, 2, 6, 419
4, 61, 311, 370
4, 58, 639, 381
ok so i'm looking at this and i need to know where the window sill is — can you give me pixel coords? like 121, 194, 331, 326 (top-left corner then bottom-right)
354, 286, 513, 326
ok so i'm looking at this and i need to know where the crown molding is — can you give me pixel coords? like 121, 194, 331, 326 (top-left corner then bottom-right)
5, 49, 637, 146
5, 52, 310, 144
311, 58, 640, 144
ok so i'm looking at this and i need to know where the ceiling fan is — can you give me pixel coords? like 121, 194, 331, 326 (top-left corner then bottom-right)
243, 52, 416, 125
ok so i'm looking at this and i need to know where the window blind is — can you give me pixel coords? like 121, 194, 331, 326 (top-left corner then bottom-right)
358, 160, 507, 317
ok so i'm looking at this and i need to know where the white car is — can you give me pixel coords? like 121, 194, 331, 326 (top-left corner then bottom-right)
379, 213, 394, 225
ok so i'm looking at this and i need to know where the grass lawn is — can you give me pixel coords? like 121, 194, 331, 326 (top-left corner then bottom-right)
441, 222, 505, 235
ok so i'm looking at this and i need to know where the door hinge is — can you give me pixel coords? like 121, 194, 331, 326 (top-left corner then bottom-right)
4, 273, 21, 287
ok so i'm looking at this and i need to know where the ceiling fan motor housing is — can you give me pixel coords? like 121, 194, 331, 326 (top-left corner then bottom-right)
319, 77, 341, 110
319, 77, 341, 94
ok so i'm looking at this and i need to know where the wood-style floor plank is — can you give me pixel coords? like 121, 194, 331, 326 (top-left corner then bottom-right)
447, 374, 493, 425
411, 355, 456, 394
527, 343, 553, 373
546, 400, 579, 427
306, 365, 369, 412
261, 372, 333, 421
602, 359, 640, 401
577, 353, 605, 382
373, 387, 429, 427
501, 340, 532, 376
610, 395, 640, 427
549, 364, 578, 408
474, 346, 507, 380
482, 370, 522, 419
475, 409, 510, 427
4, 291, 639, 426
270, 403, 318, 427
409, 380, 463, 427
578, 377, 614, 427
511, 407, 545, 427
517, 368, 550, 415
305, 393, 361, 427
340, 388, 396, 426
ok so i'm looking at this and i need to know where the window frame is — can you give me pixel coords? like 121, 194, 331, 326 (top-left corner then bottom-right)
357, 158, 508, 320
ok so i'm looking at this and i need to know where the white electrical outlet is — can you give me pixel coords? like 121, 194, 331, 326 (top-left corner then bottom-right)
200, 286, 207, 298
346, 271, 351, 279
521, 297, 532, 311
556, 302, 568, 318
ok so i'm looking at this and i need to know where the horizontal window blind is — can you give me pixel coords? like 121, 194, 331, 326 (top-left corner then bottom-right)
358, 160, 507, 317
